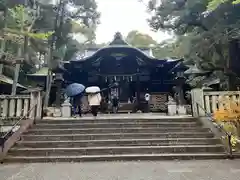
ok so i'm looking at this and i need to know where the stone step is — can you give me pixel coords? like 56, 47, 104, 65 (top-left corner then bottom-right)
33, 122, 200, 129
4, 153, 229, 163
38, 118, 197, 124
21, 132, 214, 141
8, 145, 224, 156
25, 127, 211, 135
15, 138, 222, 148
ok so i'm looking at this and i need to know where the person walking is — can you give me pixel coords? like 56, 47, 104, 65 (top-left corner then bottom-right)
144, 90, 151, 113
86, 86, 102, 117
112, 94, 119, 113
72, 94, 82, 117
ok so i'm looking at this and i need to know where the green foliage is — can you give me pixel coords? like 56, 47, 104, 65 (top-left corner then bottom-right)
28, 32, 54, 40
147, 0, 240, 89
207, 0, 240, 10
0, 0, 100, 85
207, 0, 229, 11
152, 36, 191, 59
126, 30, 157, 47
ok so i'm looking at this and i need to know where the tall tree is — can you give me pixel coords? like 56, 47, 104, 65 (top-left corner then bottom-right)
146, 0, 240, 89
41, 0, 100, 107
207, 0, 240, 10
126, 30, 157, 47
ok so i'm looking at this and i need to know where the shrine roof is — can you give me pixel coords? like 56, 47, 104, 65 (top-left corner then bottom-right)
0, 74, 26, 89
27, 67, 49, 77
70, 32, 158, 62
66, 32, 186, 72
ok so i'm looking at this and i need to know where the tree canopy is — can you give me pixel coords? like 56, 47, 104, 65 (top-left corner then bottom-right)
126, 30, 157, 47
146, 0, 240, 89
0, 0, 100, 85
207, 0, 240, 10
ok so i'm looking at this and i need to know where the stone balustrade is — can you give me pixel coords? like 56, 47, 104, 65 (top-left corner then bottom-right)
0, 90, 42, 123
0, 95, 31, 119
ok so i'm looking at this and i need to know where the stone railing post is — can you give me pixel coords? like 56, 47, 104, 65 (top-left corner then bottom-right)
16, 97, 23, 117
36, 91, 42, 120
21, 88, 43, 120
9, 97, 15, 117
191, 88, 205, 117
29, 92, 37, 120
2, 98, 8, 118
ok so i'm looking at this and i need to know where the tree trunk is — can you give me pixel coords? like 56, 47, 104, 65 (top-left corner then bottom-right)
44, 0, 63, 108
11, 48, 21, 95
0, 7, 7, 75
43, 48, 53, 109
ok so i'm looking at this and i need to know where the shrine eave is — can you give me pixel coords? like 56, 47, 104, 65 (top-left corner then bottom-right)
70, 46, 183, 65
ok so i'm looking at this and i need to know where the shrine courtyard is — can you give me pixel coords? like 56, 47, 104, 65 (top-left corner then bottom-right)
1, 160, 240, 180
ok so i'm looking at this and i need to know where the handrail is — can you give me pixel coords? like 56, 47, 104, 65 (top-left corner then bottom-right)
0, 102, 38, 147
194, 101, 233, 158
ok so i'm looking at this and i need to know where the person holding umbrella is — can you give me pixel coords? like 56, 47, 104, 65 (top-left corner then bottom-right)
85, 86, 102, 117
65, 83, 85, 117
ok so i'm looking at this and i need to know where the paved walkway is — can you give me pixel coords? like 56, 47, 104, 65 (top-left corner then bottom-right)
43, 113, 192, 120
1, 160, 240, 180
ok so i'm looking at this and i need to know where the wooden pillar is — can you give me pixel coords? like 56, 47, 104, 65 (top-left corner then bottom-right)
0, 64, 3, 74
55, 80, 62, 108
55, 72, 63, 108
11, 59, 23, 95
136, 72, 140, 103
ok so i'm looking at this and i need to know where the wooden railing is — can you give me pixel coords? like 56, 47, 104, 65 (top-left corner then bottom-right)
191, 88, 240, 116
203, 91, 240, 114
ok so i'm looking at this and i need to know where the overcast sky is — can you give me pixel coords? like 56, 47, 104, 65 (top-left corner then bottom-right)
95, 0, 172, 44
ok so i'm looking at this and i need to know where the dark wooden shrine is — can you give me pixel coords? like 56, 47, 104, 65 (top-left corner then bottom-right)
59, 32, 187, 112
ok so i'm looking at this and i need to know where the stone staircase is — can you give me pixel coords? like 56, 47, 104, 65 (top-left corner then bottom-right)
3, 117, 227, 162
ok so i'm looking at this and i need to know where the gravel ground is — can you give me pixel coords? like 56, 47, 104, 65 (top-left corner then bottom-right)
1, 160, 240, 180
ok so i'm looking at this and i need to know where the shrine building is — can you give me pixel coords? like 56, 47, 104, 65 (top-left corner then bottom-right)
59, 32, 188, 112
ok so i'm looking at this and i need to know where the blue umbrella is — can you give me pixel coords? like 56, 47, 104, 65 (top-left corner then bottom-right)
65, 83, 85, 97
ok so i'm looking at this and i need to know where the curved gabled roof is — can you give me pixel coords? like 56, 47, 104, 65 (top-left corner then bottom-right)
69, 32, 184, 70
71, 32, 157, 62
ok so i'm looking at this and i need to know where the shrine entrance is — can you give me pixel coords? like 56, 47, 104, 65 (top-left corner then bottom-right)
103, 75, 137, 103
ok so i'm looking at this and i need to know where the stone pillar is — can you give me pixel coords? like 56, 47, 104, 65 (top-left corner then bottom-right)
16, 98, 23, 117
2, 98, 8, 117
191, 88, 205, 117
61, 97, 71, 118
167, 96, 177, 116
9, 98, 16, 117
29, 92, 37, 119
23, 98, 29, 116
174, 74, 187, 115
36, 91, 42, 120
